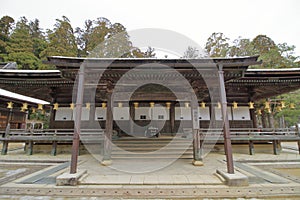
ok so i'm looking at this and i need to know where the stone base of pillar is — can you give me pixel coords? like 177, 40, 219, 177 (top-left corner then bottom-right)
216, 169, 249, 186
101, 160, 112, 166
56, 170, 87, 186
192, 160, 204, 166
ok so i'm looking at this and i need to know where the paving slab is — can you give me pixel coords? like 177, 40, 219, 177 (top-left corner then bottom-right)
172, 175, 189, 184
0, 143, 300, 198
129, 175, 144, 184
158, 175, 173, 184
143, 175, 159, 184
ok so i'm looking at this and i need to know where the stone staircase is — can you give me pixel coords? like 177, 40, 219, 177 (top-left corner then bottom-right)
111, 136, 193, 159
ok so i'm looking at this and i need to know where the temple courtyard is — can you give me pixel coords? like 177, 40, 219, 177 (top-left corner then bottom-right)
0, 142, 299, 199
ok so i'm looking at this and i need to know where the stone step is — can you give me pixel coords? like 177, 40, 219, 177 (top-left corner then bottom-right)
111, 137, 194, 159
112, 147, 193, 151
111, 154, 193, 159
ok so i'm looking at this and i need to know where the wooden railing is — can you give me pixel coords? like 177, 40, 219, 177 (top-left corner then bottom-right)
198, 128, 300, 155
1, 127, 299, 156
0, 127, 104, 156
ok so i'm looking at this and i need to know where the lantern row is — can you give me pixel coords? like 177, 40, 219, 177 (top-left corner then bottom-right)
7, 101, 296, 113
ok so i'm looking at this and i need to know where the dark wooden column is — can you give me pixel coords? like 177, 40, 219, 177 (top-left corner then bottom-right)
129, 102, 135, 135
249, 108, 256, 155
49, 89, 57, 129
218, 65, 234, 174
191, 100, 202, 165
102, 85, 113, 165
49, 94, 57, 156
70, 66, 85, 174
261, 111, 268, 128
89, 103, 96, 121
268, 113, 275, 128
170, 102, 175, 135
250, 108, 257, 128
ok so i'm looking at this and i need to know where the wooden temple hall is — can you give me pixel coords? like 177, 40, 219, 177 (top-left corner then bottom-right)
1, 55, 300, 174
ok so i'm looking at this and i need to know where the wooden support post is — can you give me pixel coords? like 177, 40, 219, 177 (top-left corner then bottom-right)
51, 141, 57, 156
27, 140, 33, 155
51, 130, 57, 156
26, 129, 34, 155
102, 90, 113, 165
272, 140, 280, 155
193, 130, 203, 166
1, 141, 8, 155
191, 102, 202, 166
70, 66, 85, 174
49, 93, 57, 129
249, 108, 258, 128
218, 65, 234, 174
249, 140, 254, 155
130, 103, 135, 135
170, 102, 175, 135
1, 123, 10, 155
296, 126, 300, 154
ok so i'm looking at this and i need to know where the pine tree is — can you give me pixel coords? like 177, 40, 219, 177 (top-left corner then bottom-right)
0, 15, 14, 61
40, 16, 77, 59
6, 17, 41, 69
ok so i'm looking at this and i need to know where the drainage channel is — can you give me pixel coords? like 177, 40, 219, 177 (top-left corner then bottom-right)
0, 185, 299, 198
234, 162, 289, 184
19, 162, 70, 184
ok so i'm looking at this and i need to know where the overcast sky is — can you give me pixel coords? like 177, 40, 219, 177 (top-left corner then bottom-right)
1, 0, 300, 57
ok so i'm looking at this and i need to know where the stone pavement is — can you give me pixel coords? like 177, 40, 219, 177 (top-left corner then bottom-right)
0, 142, 299, 199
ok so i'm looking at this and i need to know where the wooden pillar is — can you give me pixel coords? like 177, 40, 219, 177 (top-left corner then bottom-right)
130, 102, 135, 135
89, 103, 96, 121
170, 102, 175, 135
249, 108, 256, 155
70, 66, 85, 174
1, 123, 10, 155
191, 101, 202, 165
49, 89, 57, 129
250, 108, 257, 128
210, 103, 217, 128
218, 65, 234, 174
88, 90, 96, 122
268, 113, 275, 128
102, 90, 113, 165
261, 111, 268, 128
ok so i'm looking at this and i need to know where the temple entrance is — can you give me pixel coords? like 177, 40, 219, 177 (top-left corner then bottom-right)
113, 83, 178, 137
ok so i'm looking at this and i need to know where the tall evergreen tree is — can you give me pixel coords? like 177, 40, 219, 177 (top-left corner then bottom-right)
29, 19, 47, 59
6, 17, 40, 69
76, 18, 156, 58
251, 35, 290, 68
40, 16, 77, 58
0, 15, 14, 61
75, 17, 111, 57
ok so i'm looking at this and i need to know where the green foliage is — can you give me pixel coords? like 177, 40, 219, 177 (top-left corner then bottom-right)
228, 37, 255, 57
250, 35, 284, 68
205, 32, 230, 57
275, 90, 300, 126
7, 52, 41, 69
5, 17, 42, 69
0, 16, 14, 61
76, 18, 154, 58
29, 110, 50, 129
7, 17, 33, 54
143, 46, 156, 58
40, 16, 77, 58
183, 46, 201, 58
1, 15, 157, 66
